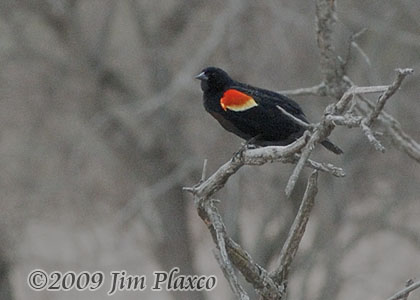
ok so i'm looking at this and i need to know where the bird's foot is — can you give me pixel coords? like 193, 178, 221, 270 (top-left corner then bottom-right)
232, 136, 260, 161
233, 145, 246, 162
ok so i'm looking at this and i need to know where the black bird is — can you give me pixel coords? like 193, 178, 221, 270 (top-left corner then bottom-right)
195, 67, 342, 154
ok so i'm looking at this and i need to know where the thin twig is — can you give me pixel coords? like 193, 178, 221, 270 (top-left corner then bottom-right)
351, 41, 371, 67
205, 201, 249, 300
284, 77, 409, 197
344, 28, 370, 70
360, 121, 386, 152
194, 183, 283, 298
346, 75, 419, 160
185, 7, 415, 296
185, 135, 343, 200
334, 85, 390, 112
213, 251, 249, 300
350, 69, 414, 152
201, 159, 208, 182
304, 158, 345, 177
276, 105, 315, 129
357, 94, 420, 162
278, 83, 326, 96
271, 171, 318, 282
364, 68, 414, 127
185, 137, 336, 299
285, 134, 318, 197
184, 137, 306, 197
325, 115, 363, 127
387, 280, 420, 300
402, 279, 415, 300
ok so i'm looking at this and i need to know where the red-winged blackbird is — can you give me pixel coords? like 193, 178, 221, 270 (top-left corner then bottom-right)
195, 67, 343, 154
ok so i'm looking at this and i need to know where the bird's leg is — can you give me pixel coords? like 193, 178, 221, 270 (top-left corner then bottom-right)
233, 135, 261, 161
242, 135, 260, 150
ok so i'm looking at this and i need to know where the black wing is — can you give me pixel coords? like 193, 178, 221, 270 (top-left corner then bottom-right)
232, 82, 309, 124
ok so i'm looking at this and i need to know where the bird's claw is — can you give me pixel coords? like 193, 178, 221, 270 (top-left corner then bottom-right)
233, 146, 246, 161
232, 137, 259, 161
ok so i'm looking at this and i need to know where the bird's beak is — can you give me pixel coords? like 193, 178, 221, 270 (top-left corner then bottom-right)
195, 72, 208, 81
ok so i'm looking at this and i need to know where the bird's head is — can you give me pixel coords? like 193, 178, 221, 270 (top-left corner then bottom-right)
195, 67, 233, 93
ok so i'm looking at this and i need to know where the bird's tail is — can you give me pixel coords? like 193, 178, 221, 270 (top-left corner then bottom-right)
321, 139, 343, 155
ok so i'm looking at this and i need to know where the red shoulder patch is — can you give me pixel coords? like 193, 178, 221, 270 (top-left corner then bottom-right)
220, 89, 258, 111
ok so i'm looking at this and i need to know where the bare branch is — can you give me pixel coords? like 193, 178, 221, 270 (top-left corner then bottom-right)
334, 70, 413, 153
183, 154, 244, 198
223, 237, 284, 299
271, 171, 318, 282
184, 136, 341, 299
325, 115, 363, 127
185, 135, 343, 201
184, 2, 417, 298
200, 159, 208, 182
341, 74, 419, 160
401, 280, 415, 300
285, 134, 318, 197
351, 41, 371, 67
278, 83, 326, 96
388, 125, 420, 162
213, 251, 249, 300
364, 68, 414, 127
285, 72, 411, 196
240, 136, 308, 165
334, 85, 389, 112
360, 122, 386, 152
276, 105, 315, 129
194, 183, 284, 299
315, 0, 348, 98
344, 28, 370, 70
387, 280, 420, 300
339, 69, 415, 153
303, 158, 345, 177
357, 95, 420, 162
206, 201, 249, 300
184, 137, 305, 197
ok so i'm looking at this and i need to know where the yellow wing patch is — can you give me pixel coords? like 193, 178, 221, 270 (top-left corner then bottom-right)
221, 89, 258, 112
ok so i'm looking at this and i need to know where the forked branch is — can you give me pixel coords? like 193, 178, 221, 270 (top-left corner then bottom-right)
184, 0, 416, 298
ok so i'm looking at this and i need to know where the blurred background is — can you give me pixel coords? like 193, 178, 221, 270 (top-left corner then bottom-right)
0, 0, 419, 299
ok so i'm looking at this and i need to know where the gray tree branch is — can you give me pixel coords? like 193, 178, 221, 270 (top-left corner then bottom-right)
185, 66, 413, 300
387, 280, 420, 300
270, 171, 318, 283
184, 1, 417, 299
285, 71, 413, 196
